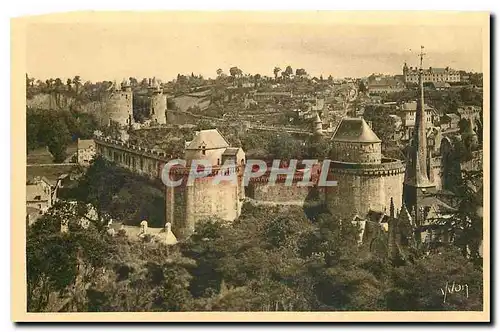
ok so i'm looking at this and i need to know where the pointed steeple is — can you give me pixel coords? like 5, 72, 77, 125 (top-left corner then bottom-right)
403, 46, 436, 226
405, 46, 432, 188
313, 112, 324, 136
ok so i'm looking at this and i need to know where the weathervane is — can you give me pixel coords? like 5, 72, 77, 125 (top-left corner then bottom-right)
419, 45, 426, 70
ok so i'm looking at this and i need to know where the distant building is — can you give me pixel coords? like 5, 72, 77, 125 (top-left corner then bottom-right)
430, 82, 451, 91
77, 138, 96, 166
403, 63, 460, 83
457, 105, 481, 121
399, 101, 439, 140
367, 75, 405, 94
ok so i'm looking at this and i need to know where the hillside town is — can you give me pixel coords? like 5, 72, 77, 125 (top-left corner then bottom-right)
25, 46, 484, 312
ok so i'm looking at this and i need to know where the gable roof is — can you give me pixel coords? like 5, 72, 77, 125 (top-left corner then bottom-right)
332, 117, 381, 143
185, 129, 230, 150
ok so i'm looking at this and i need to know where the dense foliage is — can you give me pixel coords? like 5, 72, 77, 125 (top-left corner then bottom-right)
27, 159, 483, 312
27, 107, 99, 161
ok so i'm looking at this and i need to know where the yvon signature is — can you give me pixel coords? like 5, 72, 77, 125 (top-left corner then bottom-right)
440, 281, 469, 303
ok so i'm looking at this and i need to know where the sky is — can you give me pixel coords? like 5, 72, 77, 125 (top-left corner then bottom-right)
25, 13, 485, 83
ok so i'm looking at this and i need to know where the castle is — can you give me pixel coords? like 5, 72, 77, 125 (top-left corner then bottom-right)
94, 113, 407, 240
103, 78, 167, 128
90, 57, 482, 256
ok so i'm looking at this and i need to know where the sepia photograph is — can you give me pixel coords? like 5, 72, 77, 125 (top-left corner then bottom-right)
11, 11, 490, 322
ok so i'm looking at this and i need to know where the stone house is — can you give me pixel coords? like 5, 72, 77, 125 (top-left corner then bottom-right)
77, 138, 96, 166
26, 176, 53, 224
399, 101, 439, 140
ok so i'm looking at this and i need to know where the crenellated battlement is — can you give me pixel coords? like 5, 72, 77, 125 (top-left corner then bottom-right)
330, 158, 406, 176
95, 136, 172, 162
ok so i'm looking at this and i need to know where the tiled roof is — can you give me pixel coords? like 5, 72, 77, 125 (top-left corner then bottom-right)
367, 75, 403, 88
432, 82, 451, 88
332, 117, 381, 143
185, 129, 230, 150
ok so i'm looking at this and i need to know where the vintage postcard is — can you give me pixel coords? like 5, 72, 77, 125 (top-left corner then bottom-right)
11, 11, 490, 322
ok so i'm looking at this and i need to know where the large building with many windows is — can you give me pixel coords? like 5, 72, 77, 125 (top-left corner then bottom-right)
403, 63, 460, 83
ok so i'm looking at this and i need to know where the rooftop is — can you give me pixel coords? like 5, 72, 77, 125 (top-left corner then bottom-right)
332, 117, 381, 143
185, 129, 230, 150
400, 101, 435, 112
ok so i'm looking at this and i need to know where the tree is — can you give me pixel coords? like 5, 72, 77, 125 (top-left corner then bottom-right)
229, 67, 240, 78
273, 67, 281, 80
295, 68, 307, 77
72, 76, 81, 95
216, 68, 223, 77
385, 247, 483, 311
363, 105, 398, 149
27, 203, 111, 312
268, 133, 305, 160
359, 81, 367, 94
74, 156, 125, 231
66, 78, 73, 92
284, 66, 293, 79
45, 116, 70, 162
128, 77, 138, 87
435, 170, 483, 261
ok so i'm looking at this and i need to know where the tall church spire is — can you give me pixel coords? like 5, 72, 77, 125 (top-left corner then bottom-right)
403, 46, 435, 224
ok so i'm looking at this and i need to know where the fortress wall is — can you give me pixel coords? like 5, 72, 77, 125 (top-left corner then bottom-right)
247, 182, 319, 203
384, 172, 405, 214
327, 160, 405, 219
180, 177, 239, 238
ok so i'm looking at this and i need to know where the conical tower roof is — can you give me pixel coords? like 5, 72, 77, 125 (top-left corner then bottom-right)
331, 117, 381, 143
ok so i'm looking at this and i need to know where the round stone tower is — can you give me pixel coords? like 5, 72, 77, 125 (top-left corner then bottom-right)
149, 78, 167, 124
106, 79, 133, 128
166, 129, 245, 240
326, 117, 405, 220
